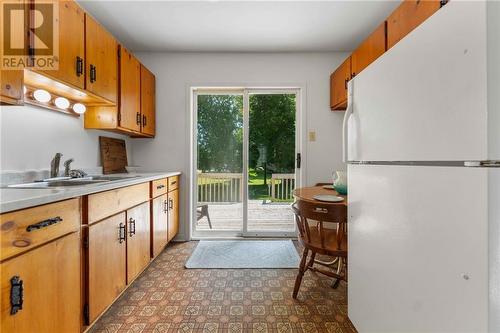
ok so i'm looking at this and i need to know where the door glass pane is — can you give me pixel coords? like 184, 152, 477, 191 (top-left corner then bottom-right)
247, 93, 296, 232
196, 94, 243, 231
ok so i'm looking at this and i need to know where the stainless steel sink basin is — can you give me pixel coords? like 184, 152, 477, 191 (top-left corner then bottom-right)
6, 175, 140, 189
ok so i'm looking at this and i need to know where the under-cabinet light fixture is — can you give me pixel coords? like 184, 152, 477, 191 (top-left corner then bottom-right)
54, 97, 70, 109
72, 103, 86, 114
33, 89, 51, 103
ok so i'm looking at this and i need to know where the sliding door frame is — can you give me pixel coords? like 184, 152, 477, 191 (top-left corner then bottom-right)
190, 86, 304, 240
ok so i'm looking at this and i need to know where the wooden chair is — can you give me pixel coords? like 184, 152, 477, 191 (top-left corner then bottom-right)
196, 204, 212, 229
292, 199, 348, 298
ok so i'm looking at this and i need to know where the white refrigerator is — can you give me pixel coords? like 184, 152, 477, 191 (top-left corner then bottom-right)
345, 1, 499, 332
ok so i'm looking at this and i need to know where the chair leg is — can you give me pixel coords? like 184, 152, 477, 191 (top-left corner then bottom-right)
293, 248, 309, 299
307, 251, 316, 268
206, 213, 212, 229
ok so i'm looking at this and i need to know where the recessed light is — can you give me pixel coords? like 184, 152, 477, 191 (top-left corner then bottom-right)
33, 89, 51, 103
72, 103, 86, 114
54, 97, 70, 109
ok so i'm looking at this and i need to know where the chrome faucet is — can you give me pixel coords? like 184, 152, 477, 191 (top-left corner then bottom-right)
50, 153, 63, 178
63, 158, 88, 178
64, 158, 74, 177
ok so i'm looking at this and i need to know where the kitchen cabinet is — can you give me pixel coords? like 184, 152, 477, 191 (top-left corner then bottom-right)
0, 232, 81, 333
167, 188, 179, 241
85, 14, 118, 103
330, 57, 351, 111
126, 202, 151, 283
87, 213, 127, 323
34, 0, 85, 89
140, 65, 156, 136
1, 71, 24, 105
151, 193, 169, 257
119, 46, 141, 132
351, 22, 387, 77
387, 0, 443, 49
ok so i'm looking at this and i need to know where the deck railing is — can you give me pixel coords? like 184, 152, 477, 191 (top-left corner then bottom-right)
269, 173, 295, 201
198, 173, 243, 203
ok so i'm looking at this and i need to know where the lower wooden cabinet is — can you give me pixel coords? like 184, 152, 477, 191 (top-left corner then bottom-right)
126, 202, 151, 282
87, 212, 127, 323
152, 193, 169, 257
1, 232, 81, 333
168, 188, 179, 241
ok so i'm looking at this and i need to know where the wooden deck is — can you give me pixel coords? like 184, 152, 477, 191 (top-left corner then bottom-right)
196, 200, 295, 231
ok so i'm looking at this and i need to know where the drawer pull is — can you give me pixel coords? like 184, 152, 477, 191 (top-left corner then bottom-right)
10, 276, 23, 315
156, 184, 165, 190
26, 216, 63, 232
119, 223, 126, 243
129, 218, 136, 237
170, 180, 177, 185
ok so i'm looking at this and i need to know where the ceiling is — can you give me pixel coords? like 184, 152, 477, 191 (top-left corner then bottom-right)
77, 0, 400, 53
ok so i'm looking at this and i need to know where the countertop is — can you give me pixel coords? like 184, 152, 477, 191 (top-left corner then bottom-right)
0, 172, 181, 213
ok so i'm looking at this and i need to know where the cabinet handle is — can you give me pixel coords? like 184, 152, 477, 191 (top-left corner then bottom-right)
119, 222, 126, 243
164, 199, 168, 213
136, 112, 141, 125
171, 180, 177, 185
129, 218, 136, 236
90, 64, 96, 83
26, 216, 62, 232
168, 198, 173, 210
10, 276, 23, 315
157, 184, 165, 190
76, 56, 83, 77
142, 115, 146, 126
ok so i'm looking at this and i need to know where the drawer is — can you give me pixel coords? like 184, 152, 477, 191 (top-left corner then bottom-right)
0, 198, 80, 261
151, 178, 168, 198
168, 175, 179, 192
87, 182, 149, 224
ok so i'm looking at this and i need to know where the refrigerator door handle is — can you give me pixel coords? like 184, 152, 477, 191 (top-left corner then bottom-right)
342, 81, 354, 163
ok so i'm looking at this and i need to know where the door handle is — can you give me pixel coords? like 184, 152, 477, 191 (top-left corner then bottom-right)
136, 112, 141, 125
142, 115, 146, 127
168, 198, 173, 210
128, 218, 136, 236
10, 276, 23, 315
164, 199, 168, 213
342, 80, 354, 163
89, 64, 96, 83
118, 222, 126, 243
296, 153, 301, 169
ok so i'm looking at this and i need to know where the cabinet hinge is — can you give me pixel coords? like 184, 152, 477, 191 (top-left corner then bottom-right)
117, 47, 120, 58
83, 236, 89, 249
117, 112, 121, 123
83, 303, 89, 324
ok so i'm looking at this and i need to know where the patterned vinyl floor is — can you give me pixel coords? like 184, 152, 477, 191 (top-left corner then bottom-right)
89, 241, 356, 333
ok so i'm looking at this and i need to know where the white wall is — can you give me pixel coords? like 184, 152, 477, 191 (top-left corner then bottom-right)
132, 52, 348, 240
0, 104, 131, 171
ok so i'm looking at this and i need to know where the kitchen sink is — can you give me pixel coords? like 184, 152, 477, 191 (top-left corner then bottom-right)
6, 175, 140, 189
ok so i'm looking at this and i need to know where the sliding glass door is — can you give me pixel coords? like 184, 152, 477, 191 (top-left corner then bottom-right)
193, 88, 299, 238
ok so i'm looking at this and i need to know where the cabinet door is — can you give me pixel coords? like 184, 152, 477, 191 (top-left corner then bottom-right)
88, 213, 126, 323
152, 194, 168, 257
330, 57, 351, 111
140, 65, 155, 136
1, 232, 80, 333
351, 22, 386, 77
85, 14, 118, 103
127, 202, 150, 283
35, 0, 85, 89
119, 46, 141, 132
1, 71, 24, 105
387, 0, 442, 49
167, 189, 179, 242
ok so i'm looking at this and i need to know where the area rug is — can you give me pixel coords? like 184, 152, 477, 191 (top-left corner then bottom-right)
185, 240, 300, 269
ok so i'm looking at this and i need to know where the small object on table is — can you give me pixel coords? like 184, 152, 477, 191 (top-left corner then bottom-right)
332, 170, 348, 195
313, 194, 344, 202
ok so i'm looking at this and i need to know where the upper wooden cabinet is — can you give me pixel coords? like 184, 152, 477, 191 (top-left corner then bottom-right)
140, 65, 156, 136
119, 46, 141, 132
330, 57, 351, 111
387, 0, 443, 49
35, 0, 85, 90
1, 71, 24, 105
351, 22, 387, 77
85, 15, 118, 103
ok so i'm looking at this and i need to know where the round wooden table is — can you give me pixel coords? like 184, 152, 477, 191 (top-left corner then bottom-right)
293, 186, 347, 205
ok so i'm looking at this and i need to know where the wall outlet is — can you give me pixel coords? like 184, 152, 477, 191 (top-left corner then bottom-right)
308, 131, 316, 142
